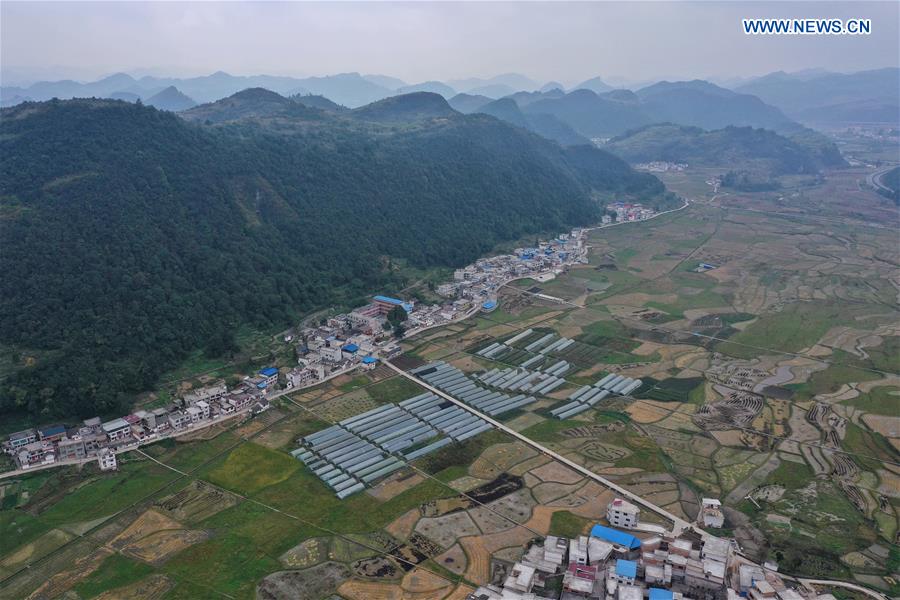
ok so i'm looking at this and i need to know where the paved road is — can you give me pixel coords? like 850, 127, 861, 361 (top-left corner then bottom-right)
798, 578, 888, 600
383, 360, 696, 535
866, 165, 896, 193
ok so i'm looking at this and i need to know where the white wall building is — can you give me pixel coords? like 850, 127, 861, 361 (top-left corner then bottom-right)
607, 498, 640, 528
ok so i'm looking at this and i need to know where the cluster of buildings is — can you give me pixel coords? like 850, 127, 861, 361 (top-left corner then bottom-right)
634, 162, 688, 173
436, 230, 588, 303
285, 229, 588, 392
3, 375, 272, 472
603, 203, 657, 224
469, 517, 730, 600
469, 495, 821, 600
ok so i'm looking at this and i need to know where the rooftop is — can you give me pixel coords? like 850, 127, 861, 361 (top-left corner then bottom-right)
616, 559, 637, 579
650, 588, 674, 600
259, 367, 278, 377
591, 525, 641, 550
38, 424, 66, 437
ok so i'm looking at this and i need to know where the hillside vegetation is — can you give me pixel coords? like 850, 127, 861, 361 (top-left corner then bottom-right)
606, 124, 845, 174
0, 93, 672, 418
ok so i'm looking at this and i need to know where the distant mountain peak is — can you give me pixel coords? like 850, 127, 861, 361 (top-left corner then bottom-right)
352, 91, 457, 122
145, 85, 196, 112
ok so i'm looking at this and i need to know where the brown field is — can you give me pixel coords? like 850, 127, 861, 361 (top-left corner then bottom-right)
368, 471, 425, 501
434, 543, 468, 576
386, 508, 422, 541
93, 574, 175, 600
529, 461, 583, 484
123, 529, 210, 566
110, 509, 184, 551
26, 547, 113, 600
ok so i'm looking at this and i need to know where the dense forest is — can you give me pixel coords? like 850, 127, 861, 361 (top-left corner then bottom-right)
0, 94, 673, 418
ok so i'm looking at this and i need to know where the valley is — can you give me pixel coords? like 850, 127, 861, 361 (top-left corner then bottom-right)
1, 161, 896, 600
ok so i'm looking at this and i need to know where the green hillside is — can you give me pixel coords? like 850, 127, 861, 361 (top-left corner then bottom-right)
606, 123, 846, 174
0, 95, 670, 418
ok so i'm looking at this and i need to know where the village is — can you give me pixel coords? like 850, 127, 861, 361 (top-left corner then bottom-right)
1, 226, 591, 475
466, 497, 828, 600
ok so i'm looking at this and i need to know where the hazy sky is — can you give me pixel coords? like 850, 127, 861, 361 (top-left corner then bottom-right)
2, 1, 898, 86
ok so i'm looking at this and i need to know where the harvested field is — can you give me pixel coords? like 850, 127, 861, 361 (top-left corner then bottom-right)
154, 480, 240, 523
109, 509, 183, 552
415, 512, 480, 548
92, 573, 174, 600
485, 488, 537, 524
468, 442, 538, 479
401, 567, 454, 597
26, 547, 113, 600
508, 455, 552, 476
123, 529, 209, 566
258, 562, 351, 600
386, 508, 422, 541
434, 543, 468, 576
458, 536, 491, 585
532, 479, 588, 504
368, 471, 426, 501
468, 505, 517, 535
529, 461, 583, 484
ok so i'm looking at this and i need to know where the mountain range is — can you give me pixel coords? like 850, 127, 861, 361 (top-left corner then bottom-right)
0, 90, 673, 418
4, 67, 895, 127
736, 68, 899, 125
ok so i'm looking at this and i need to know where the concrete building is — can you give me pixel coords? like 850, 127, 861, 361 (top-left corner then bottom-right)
184, 382, 227, 405
38, 424, 68, 443
98, 448, 117, 471
503, 562, 536, 595
259, 367, 279, 387
57, 437, 86, 460
5, 429, 37, 453
700, 498, 725, 528
607, 498, 640, 528
17, 441, 55, 467
101, 418, 131, 442
569, 536, 589, 566
168, 410, 191, 430
563, 562, 599, 596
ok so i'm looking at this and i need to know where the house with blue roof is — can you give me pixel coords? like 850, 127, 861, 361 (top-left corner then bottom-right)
373, 295, 413, 313
341, 343, 359, 354
590, 525, 641, 550
38, 424, 67, 442
259, 367, 278, 387
614, 559, 638, 584
650, 588, 674, 600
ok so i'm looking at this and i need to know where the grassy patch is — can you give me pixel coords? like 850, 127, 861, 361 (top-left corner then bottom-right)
717, 302, 851, 358
73, 553, 154, 598
204, 443, 299, 496
548, 510, 591, 538
643, 377, 705, 403
366, 376, 425, 404
843, 385, 900, 416
519, 419, 584, 442
40, 462, 178, 526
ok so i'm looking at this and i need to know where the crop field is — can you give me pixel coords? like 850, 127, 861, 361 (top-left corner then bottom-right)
2, 167, 898, 598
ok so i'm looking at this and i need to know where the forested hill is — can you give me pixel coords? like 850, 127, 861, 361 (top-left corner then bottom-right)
605, 124, 846, 174
0, 96, 672, 418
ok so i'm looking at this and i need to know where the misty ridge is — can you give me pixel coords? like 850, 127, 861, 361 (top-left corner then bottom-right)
2, 67, 898, 130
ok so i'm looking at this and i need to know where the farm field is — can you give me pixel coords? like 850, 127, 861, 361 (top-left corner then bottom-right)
1, 167, 898, 598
